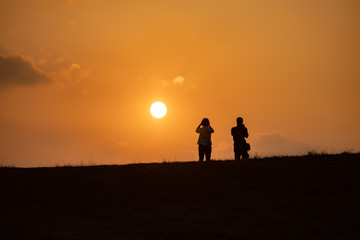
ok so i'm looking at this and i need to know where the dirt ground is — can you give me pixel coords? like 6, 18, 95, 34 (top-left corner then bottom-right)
1, 154, 359, 240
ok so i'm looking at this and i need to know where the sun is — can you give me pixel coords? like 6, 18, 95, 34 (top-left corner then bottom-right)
150, 102, 167, 118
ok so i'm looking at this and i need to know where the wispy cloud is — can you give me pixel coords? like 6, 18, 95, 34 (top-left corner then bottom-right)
252, 132, 310, 156
173, 76, 185, 85
48, 62, 90, 87
149, 75, 197, 90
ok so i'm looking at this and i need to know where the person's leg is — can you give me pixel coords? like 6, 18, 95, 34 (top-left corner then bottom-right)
234, 146, 241, 161
241, 151, 249, 160
205, 145, 212, 162
198, 145, 205, 162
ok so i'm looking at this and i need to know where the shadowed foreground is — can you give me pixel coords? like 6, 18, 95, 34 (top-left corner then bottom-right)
1, 154, 360, 240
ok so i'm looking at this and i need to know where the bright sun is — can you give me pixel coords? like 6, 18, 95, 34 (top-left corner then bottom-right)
150, 102, 167, 118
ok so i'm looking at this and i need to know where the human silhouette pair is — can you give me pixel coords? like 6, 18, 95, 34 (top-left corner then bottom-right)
196, 117, 250, 162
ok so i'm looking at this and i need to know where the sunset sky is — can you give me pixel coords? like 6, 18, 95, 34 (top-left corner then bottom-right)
1, 0, 359, 167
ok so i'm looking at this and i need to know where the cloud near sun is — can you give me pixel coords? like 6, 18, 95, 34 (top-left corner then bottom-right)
149, 76, 196, 90
173, 76, 184, 85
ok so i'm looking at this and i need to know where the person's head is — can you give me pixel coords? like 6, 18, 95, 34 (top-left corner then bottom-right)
236, 117, 243, 126
201, 118, 210, 126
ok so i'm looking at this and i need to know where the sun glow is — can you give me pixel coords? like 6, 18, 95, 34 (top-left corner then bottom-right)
150, 102, 167, 118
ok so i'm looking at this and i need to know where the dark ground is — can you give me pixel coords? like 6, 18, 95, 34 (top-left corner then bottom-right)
1, 154, 360, 240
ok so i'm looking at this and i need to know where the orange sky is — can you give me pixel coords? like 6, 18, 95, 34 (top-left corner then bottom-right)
1, 0, 359, 167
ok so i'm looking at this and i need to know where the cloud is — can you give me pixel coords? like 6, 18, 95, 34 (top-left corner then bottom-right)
147, 75, 196, 91
0, 54, 52, 88
215, 142, 232, 151
67, 63, 90, 82
252, 132, 310, 156
106, 137, 129, 150
69, 63, 81, 72
173, 76, 185, 85
45, 62, 90, 89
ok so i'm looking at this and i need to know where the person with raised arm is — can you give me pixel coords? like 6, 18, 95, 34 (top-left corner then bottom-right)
196, 118, 214, 162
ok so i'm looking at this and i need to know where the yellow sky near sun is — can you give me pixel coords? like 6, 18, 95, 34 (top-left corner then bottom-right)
0, 0, 359, 166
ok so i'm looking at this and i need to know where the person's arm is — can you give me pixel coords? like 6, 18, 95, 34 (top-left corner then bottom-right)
244, 127, 249, 138
207, 126, 214, 133
196, 123, 202, 133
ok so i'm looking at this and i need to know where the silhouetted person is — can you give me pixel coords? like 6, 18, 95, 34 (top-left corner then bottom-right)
196, 118, 214, 162
231, 117, 250, 160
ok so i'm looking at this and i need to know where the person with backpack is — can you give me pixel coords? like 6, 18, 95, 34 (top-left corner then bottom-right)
196, 118, 214, 162
231, 117, 250, 160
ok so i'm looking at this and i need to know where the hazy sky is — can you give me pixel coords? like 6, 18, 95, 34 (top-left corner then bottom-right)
1, 0, 359, 167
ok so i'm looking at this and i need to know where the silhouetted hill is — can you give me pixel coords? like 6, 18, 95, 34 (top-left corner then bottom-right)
1, 154, 360, 240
